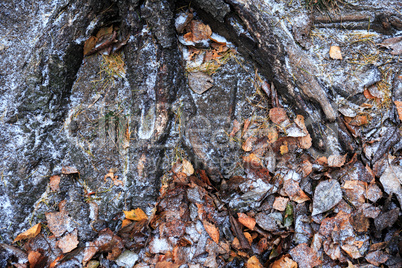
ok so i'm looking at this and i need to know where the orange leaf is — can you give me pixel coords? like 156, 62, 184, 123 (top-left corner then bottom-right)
13, 223, 41, 242
83, 36, 98, 56
242, 136, 256, 152
364, 89, 376, 99
121, 219, 132, 228
394, 101, 402, 121
190, 20, 212, 41
28, 251, 46, 268
349, 115, 369, 126
123, 208, 148, 221
317, 156, 328, 165
237, 213, 256, 230
271, 255, 297, 268
202, 220, 219, 244
280, 141, 289, 155
49, 175, 61, 192
246, 255, 263, 268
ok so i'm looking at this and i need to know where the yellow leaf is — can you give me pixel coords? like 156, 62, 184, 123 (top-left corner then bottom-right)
14, 223, 41, 242
182, 159, 194, 176
123, 208, 148, 221
280, 141, 289, 155
246, 255, 263, 268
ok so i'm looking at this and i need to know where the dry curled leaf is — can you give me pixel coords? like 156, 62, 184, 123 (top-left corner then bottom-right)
13, 223, 41, 243
328, 154, 347, 168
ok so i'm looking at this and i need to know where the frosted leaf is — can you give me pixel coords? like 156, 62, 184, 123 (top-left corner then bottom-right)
312, 179, 342, 216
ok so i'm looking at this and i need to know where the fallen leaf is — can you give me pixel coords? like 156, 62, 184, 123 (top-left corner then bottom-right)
49, 175, 61, 192
83, 36, 98, 56
121, 219, 132, 228
378, 36, 402, 55
283, 179, 310, 203
61, 166, 79, 175
273, 197, 289, 211
312, 179, 342, 216
28, 250, 46, 268
271, 255, 297, 268
316, 156, 328, 165
341, 244, 362, 259
365, 250, 389, 266
328, 154, 347, 167
298, 134, 312, 149
190, 20, 212, 42
182, 159, 194, 176
137, 153, 146, 179
270, 108, 288, 124
202, 220, 219, 244
349, 115, 368, 126
267, 126, 278, 143
394, 101, 402, 121
379, 165, 402, 205
289, 243, 322, 268
329, 46, 342, 59
83, 228, 124, 263
343, 180, 367, 206
246, 255, 263, 268
188, 71, 213, 94
123, 208, 148, 221
46, 200, 71, 237
280, 142, 289, 155
57, 229, 79, 253
96, 25, 114, 39
237, 213, 256, 230
242, 136, 257, 152
243, 118, 251, 136
244, 232, 253, 245
13, 223, 41, 243
283, 202, 294, 228
230, 119, 241, 137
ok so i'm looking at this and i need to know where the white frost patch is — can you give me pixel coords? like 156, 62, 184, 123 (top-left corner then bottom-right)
149, 237, 172, 254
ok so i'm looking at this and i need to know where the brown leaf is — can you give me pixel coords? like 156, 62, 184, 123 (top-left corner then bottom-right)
57, 229, 79, 253
328, 154, 347, 167
96, 25, 114, 39
343, 180, 367, 206
365, 250, 389, 266
14, 223, 41, 243
237, 213, 256, 230
28, 250, 46, 268
202, 220, 219, 244
341, 244, 362, 259
190, 20, 212, 41
271, 255, 297, 268
243, 153, 271, 181
280, 141, 289, 155
316, 156, 328, 165
394, 100, 402, 121
46, 200, 71, 237
230, 119, 241, 137
298, 133, 312, 149
349, 115, 369, 126
123, 208, 148, 221
246, 255, 263, 268
49, 175, 61, 192
83, 228, 124, 263
83, 36, 98, 56
242, 136, 257, 152
364, 88, 377, 99
61, 166, 79, 175
283, 179, 310, 203
267, 126, 278, 144
329, 46, 342, 59
243, 118, 251, 136
269, 107, 288, 124
182, 159, 194, 176
188, 71, 213, 94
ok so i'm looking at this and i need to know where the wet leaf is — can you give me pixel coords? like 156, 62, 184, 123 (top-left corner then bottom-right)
246, 256, 263, 268
123, 208, 148, 221
13, 223, 41, 243
329, 46, 342, 59
49, 175, 61, 192
57, 229, 79, 253
188, 71, 213, 94
289, 243, 322, 268
271, 255, 297, 268
327, 154, 347, 168
237, 213, 256, 230
270, 108, 288, 125
61, 166, 79, 175
312, 179, 342, 216
202, 220, 219, 244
